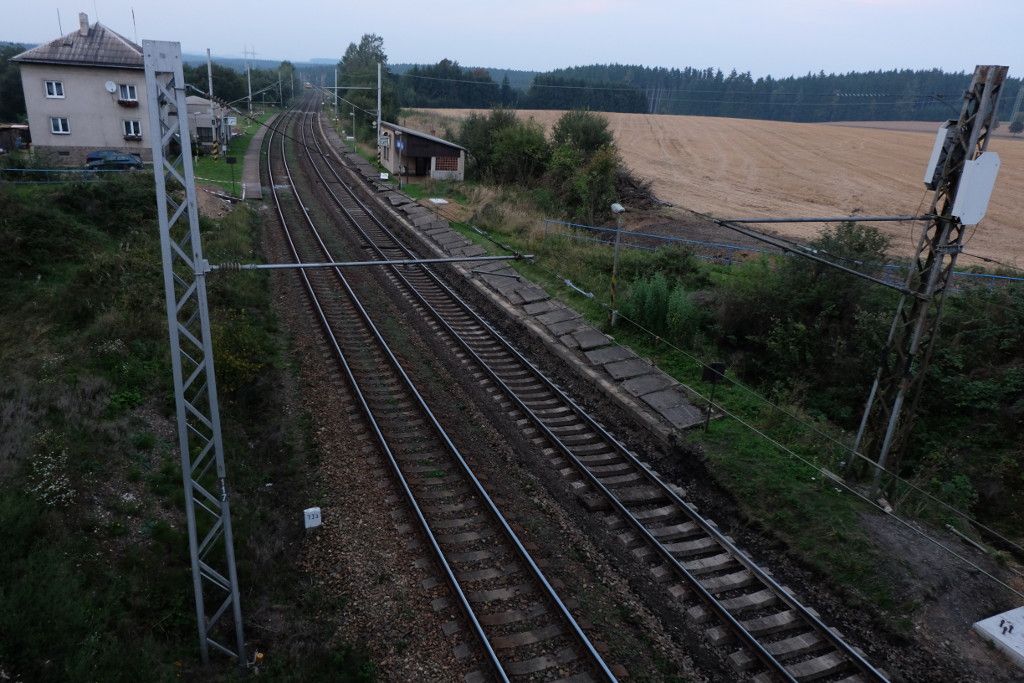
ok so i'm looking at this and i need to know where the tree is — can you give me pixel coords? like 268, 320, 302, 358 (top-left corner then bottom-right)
551, 110, 613, 155
0, 44, 27, 122
399, 59, 498, 108
457, 108, 518, 178
489, 120, 549, 184
338, 33, 398, 132
183, 62, 246, 105
275, 61, 297, 105
1010, 120, 1024, 136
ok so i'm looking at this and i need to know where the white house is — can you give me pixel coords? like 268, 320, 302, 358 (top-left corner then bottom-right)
13, 13, 152, 164
185, 95, 230, 152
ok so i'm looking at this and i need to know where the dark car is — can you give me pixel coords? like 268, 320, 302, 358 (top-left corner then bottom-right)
84, 150, 144, 170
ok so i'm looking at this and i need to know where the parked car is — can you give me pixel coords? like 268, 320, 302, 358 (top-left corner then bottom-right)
84, 150, 143, 170
86, 149, 137, 163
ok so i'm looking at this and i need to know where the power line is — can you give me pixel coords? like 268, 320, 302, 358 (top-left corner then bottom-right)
398, 71, 969, 102
447, 214, 1024, 567
960, 251, 1024, 276
185, 94, 1023, 567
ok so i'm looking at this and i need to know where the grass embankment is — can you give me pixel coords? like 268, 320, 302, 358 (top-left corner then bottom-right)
0, 176, 372, 681
193, 109, 277, 195
413, 182, 1023, 619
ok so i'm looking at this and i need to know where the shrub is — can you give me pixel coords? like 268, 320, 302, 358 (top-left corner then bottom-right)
666, 287, 705, 346
489, 120, 550, 185
551, 110, 613, 155
620, 272, 671, 335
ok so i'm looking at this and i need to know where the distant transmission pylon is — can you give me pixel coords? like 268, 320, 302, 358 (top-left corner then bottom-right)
1010, 80, 1024, 123
853, 65, 1008, 481
143, 40, 246, 664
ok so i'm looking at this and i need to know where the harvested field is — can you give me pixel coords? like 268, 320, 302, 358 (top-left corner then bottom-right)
408, 109, 1024, 264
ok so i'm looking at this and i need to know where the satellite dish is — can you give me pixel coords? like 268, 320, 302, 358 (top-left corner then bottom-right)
104, 81, 117, 94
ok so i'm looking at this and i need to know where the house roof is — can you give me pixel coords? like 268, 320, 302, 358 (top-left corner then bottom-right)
13, 20, 143, 70
380, 121, 466, 152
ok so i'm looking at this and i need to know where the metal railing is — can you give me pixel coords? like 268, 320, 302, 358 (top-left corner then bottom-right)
541, 218, 1024, 287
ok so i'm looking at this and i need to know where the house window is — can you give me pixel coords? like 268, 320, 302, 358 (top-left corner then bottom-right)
118, 83, 138, 101
435, 155, 459, 171
50, 117, 70, 134
44, 80, 65, 98
123, 120, 142, 139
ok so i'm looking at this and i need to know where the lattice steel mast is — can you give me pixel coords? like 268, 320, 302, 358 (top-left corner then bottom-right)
853, 65, 1008, 480
143, 40, 246, 663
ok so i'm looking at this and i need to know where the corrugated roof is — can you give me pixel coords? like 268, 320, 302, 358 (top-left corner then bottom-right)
380, 121, 466, 151
13, 21, 143, 70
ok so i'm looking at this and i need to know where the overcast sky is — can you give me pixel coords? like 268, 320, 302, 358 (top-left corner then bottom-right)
7, 0, 1023, 77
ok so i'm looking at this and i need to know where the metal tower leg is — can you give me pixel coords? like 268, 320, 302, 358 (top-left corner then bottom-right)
853, 65, 1008, 480
143, 40, 246, 664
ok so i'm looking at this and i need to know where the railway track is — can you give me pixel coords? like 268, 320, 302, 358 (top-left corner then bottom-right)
265, 104, 616, 682
290, 99, 889, 683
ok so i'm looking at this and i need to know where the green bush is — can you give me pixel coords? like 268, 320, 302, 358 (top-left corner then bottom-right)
551, 110, 614, 155
490, 119, 550, 185
666, 287, 704, 346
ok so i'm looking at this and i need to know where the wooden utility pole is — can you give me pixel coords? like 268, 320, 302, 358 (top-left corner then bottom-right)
853, 65, 1008, 480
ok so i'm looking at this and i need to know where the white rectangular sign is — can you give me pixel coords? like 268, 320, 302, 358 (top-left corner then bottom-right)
303, 507, 322, 529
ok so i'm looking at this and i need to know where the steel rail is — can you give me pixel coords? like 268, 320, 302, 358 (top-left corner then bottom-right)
307, 108, 888, 682
302, 111, 799, 681
271, 103, 616, 682
266, 108, 510, 681
293, 110, 616, 682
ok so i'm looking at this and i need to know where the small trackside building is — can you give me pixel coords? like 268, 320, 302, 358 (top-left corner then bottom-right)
378, 121, 465, 181
13, 12, 151, 164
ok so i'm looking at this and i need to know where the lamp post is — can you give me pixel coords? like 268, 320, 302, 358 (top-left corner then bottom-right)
609, 202, 625, 326
351, 110, 356, 153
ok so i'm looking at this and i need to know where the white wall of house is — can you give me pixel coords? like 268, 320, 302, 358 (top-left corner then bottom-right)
19, 63, 151, 163
429, 151, 465, 181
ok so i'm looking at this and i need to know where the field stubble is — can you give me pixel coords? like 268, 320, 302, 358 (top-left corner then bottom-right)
409, 108, 1024, 265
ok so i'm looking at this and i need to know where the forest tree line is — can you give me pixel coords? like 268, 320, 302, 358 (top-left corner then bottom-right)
4, 34, 1023, 125
394, 59, 1024, 123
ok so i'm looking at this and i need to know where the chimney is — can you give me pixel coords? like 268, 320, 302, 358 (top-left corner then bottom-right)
79, 12, 89, 36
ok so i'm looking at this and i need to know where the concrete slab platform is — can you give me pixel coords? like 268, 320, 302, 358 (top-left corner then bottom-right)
604, 358, 652, 381
523, 300, 557, 315
537, 308, 580, 326
574, 329, 611, 351
515, 286, 549, 304
622, 373, 676, 397
452, 245, 487, 257
974, 606, 1024, 670
655, 403, 705, 430
385, 192, 412, 207
242, 113, 276, 200
546, 319, 587, 336
470, 260, 508, 275
641, 388, 686, 411
584, 346, 634, 365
